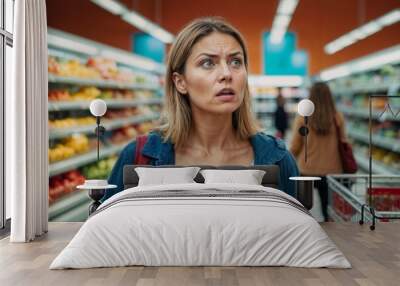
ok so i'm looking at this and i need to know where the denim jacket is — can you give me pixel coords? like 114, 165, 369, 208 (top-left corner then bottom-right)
103, 131, 299, 201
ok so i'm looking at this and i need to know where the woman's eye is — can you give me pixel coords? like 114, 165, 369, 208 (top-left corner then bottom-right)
230, 58, 243, 67
201, 59, 214, 69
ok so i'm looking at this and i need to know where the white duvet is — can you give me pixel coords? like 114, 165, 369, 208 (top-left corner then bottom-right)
50, 183, 351, 269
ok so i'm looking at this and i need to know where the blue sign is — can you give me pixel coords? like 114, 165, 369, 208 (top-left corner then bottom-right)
132, 33, 165, 63
263, 32, 308, 76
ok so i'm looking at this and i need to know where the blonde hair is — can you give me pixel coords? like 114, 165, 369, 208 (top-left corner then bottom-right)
158, 17, 260, 148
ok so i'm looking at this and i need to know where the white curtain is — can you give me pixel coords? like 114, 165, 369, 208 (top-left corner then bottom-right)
7, 0, 48, 242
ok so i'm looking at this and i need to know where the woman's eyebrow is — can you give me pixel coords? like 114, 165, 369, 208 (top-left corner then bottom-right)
194, 51, 243, 60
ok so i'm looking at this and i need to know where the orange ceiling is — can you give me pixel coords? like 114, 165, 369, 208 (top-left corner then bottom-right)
47, 0, 400, 74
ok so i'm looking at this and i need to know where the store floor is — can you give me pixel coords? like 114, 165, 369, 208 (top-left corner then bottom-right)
1, 222, 399, 286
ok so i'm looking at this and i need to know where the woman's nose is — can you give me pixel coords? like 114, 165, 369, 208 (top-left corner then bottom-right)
218, 62, 232, 82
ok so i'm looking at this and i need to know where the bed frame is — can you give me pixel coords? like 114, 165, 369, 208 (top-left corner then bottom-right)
122, 165, 312, 210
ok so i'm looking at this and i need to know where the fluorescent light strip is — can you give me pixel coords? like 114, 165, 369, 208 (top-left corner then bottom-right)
91, 0, 175, 44
277, 0, 299, 15
90, 0, 127, 15
121, 12, 174, 43
324, 8, 400, 55
248, 75, 304, 87
270, 0, 299, 44
319, 44, 400, 81
377, 9, 400, 26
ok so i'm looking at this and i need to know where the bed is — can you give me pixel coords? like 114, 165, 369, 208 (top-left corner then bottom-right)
50, 165, 350, 269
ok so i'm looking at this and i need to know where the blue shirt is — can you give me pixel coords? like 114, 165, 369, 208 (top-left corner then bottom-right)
104, 131, 299, 201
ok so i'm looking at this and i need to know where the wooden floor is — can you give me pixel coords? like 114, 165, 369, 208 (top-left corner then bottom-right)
0, 222, 399, 286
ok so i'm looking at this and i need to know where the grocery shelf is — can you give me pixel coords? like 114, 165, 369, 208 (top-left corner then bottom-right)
48, 98, 163, 111
51, 201, 90, 222
354, 151, 399, 175
49, 190, 90, 221
332, 79, 398, 95
254, 107, 275, 113
49, 143, 127, 177
252, 94, 304, 100
48, 28, 165, 75
338, 104, 400, 122
252, 94, 276, 99
49, 113, 159, 139
48, 74, 161, 91
347, 128, 400, 153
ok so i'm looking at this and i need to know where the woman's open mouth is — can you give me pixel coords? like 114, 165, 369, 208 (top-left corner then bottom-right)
216, 88, 236, 102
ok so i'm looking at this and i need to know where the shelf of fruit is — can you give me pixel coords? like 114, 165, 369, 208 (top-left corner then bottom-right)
354, 151, 399, 175
49, 142, 126, 177
337, 104, 400, 122
49, 74, 160, 91
47, 30, 166, 221
331, 79, 399, 95
347, 127, 400, 153
48, 56, 161, 89
49, 121, 153, 175
48, 97, 163, 111
48, 86, 163, 110
49, 113, 159, 139
49, 156, 117, 220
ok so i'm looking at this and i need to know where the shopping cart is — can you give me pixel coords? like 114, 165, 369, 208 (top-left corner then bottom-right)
327, 174, 400, 229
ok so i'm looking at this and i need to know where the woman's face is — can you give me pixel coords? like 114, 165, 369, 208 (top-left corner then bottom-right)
174, 32, 247, 115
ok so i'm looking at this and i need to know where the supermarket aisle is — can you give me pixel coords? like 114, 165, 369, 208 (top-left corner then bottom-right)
41, 1, 400, 224
47, 29, 165, 221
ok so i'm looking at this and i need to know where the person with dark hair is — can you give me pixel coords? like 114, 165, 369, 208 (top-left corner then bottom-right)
273, 88, 288, 139
103, 17, 299, 202
290, 82, 348, 221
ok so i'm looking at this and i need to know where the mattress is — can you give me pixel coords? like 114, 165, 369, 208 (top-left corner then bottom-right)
50, 183, 351, 269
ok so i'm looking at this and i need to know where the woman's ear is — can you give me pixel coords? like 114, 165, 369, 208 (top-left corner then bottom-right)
172, 72, 188, 95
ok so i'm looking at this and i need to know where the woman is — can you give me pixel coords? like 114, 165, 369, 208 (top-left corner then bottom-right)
104, 17, 299, 201
290, 82, 347, 221
273, 89, 288, 139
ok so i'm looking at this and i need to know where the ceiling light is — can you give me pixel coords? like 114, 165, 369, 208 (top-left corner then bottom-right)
151, 27, 175, 43
92, 0, 175, 44
270, 30, 285, 44
377, 9, 400, 26
348, 29, 368, 40
121, 11, 148, 30
324, 9, 399, 54
91, 0, 127, 15
269, 0, 299, 45
359, 21, 382, 37
121, 11, 174, 44
277, 0, 299, 15
273, 14, 291, 29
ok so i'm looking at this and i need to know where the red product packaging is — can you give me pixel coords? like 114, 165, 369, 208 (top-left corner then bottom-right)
367, 187, 400, 212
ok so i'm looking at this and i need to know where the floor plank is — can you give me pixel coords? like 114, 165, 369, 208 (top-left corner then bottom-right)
0, 222, 399, 286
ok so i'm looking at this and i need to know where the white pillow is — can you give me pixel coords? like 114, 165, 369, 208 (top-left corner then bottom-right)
135, 167, 201, 186
200, 169, 266, 185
